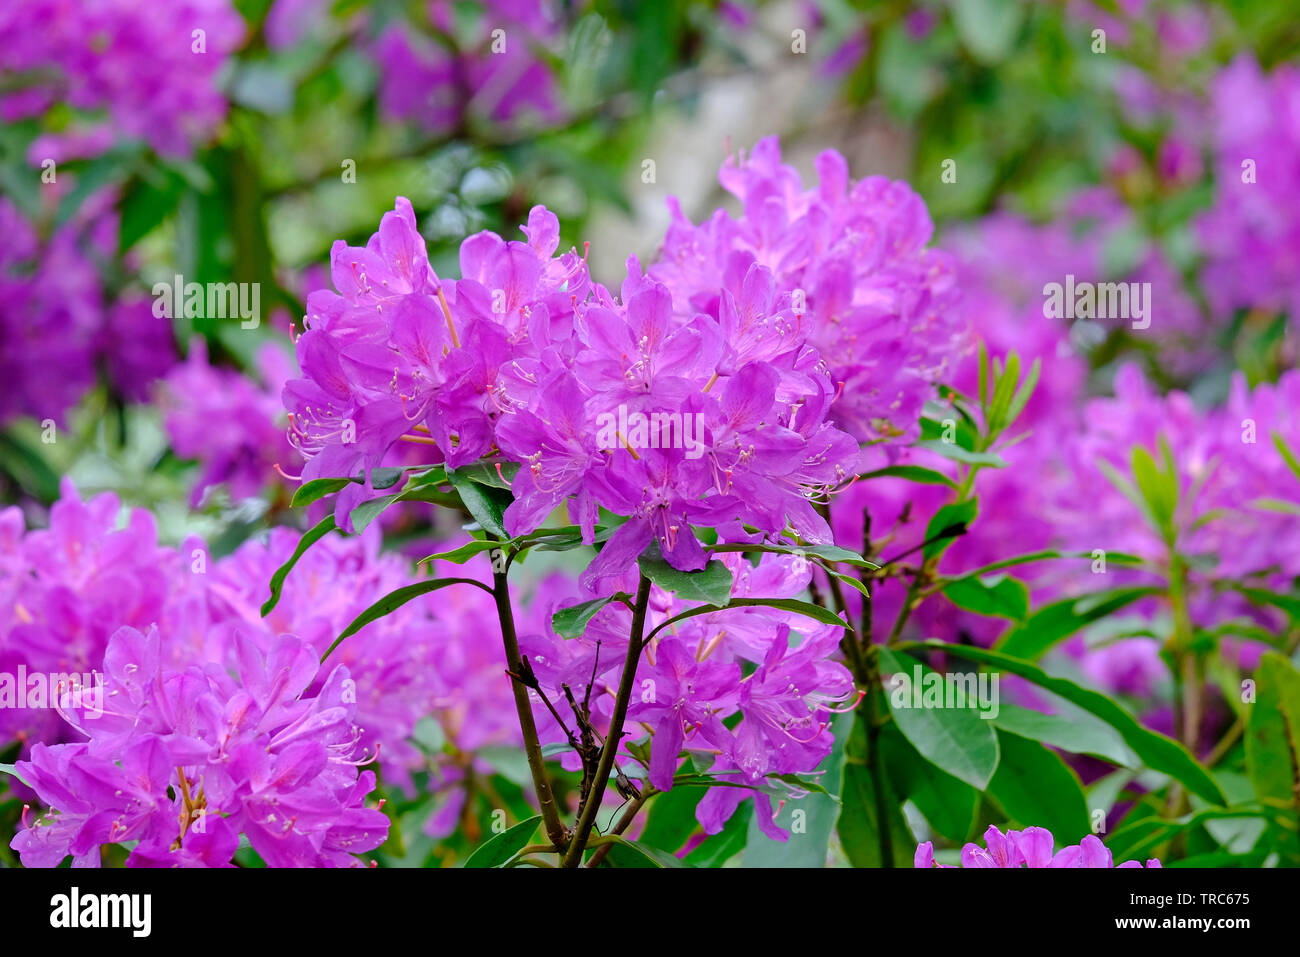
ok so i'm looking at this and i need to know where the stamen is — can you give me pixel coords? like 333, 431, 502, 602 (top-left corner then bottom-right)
437, 286, 461, 348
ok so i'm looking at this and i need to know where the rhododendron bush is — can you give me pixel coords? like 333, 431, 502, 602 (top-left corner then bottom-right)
2, 0, 1299, 883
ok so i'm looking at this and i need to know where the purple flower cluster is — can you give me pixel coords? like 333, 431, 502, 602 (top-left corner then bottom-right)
283, 185, 864, 586
13, 625, 387, 868
0, 482, 534, 864
373, 0, 564, 133
916, 825, 1162, 868
0, 0, 244, 160
649, 136, 968, 445
158, 339, 295, 505
1197, 55, 1300, 323
264, 0, 564, 132
0, 197, 177, 427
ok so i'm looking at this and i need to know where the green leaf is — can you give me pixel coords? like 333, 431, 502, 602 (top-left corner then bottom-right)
704, 541, 876, 568
1246, 653, 1300, 820
991, 704, 1138, 768
451, 460, 519, 490
463, 815, 542, 868
879, 723, 977, 842
987, 729, 1091, 844
1231, 585, 1300, 624
897, 640, 1226, 806
914, 441, 1008, 468
682, 801, 751, 867
1130, 445, 1178, 540
744, 710, 853, 867
646, 597, 849, 641
119, 169, 183, 251
367, 467, 407, 490
292, 467, 427, 508
260, 516, 337, 616
1271, 431, 1300, 485
447, 469, 511, 538
638, 787, 703, 854
349, 478, 459, 533
941, 549, 1145, 582
1105, 807, 1273, 863
923, 499, 979, 562
329, 578, 489, 652
551, 594, 629, 639
0, 762, 30, 787
595, 835, 690, 867
943, 574, 1029, 621
997, 586, 1164, 660
417, 539, 503, 566
952, 0, 1025, 65
638, 550, 733, 607
858, 465, 958, 489
291, 477, 352, 507
1006, 358, 1041, 427
56, 150, 137, 225
878, 648, 1000, 789
837, 718, 915, 867
0, 430, 61, 503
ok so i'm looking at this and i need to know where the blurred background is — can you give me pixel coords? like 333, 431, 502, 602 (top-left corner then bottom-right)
1, 0, 1296, 555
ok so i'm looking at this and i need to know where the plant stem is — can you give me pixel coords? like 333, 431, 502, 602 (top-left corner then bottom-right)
561, 574, 653, 867
492, 563, 567, 852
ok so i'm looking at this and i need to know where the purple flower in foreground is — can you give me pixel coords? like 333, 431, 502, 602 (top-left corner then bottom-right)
10, 625, 389, 868
915, 826, 1162, 868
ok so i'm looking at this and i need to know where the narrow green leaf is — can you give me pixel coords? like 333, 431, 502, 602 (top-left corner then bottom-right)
997, 586, 1164, 660
1246, 653, 1300, 820
858, 465, 958, 489
744, 710, 852, 867
329, 578, 490, 652
417, 539, 502, 566
647, 597, 849, 641
837, 717, 915, 867
638, 787, 704, 854
260, 516, 337, 616
914, 441, 1008, 468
